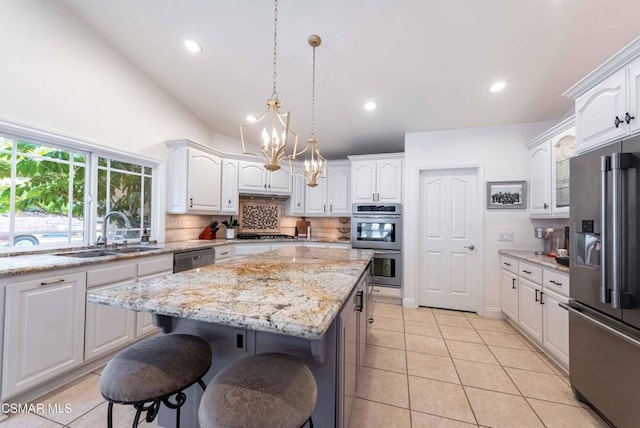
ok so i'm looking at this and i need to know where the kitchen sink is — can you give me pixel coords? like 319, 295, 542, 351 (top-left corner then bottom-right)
55, 249, 120, 258
112, 246, 160, 254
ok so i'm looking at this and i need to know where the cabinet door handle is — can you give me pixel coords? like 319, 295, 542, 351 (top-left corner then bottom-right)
330, 204, 333, 212
535, 289, 540, 302
503, 262, 511, 267
189, 198, 193, 208
264, 184, 267, 189
625, 112, 635, 124
543, 203, 549, 210
522, 269, 532, 275
368, 318, 374, 324
220, 251, 229, 256
228, 199, 231, 204
512, 278, 516, 290
356, 291, 364, 312
540, 291, 545, 305
615, 116, 624, 128
41, 278, 65, 286
324, 204, 326, 212
297, 202, 300, 207
268, 184, 271, 190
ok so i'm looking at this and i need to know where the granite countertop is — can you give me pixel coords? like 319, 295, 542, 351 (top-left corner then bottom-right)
88, 246, 374, 340
498, 250, 570, 274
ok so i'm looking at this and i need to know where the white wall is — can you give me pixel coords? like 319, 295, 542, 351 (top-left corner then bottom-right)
0, 0, 214, 159
403, 121, 555, 316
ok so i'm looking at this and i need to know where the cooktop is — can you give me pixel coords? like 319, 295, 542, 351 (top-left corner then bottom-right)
237, 233, 296, 240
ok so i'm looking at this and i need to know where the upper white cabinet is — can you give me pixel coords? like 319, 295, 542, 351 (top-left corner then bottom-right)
238, 160, 292, 195
305, 162, 350, 216
526, 118, 575, 218
287, 166, 306, 215
349, 154, 403, 204
166, 140, 222, 214
564, 39, 640, 153
221, 159, 239, 214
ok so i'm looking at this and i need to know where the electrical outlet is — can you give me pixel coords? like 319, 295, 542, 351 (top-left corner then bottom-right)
499, 232, 513, 242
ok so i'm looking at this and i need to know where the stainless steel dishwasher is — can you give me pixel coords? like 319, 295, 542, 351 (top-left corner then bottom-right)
173, 247, 216, 273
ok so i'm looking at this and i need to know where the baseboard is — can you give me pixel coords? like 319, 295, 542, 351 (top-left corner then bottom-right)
402, 298, 418, 309
483, 307, 505, 319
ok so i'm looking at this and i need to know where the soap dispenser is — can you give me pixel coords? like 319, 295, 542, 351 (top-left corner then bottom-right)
141, 228, 150, 244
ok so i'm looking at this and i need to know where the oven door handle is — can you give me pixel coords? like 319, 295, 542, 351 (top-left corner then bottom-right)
373, 250, 402, 254
352, 215, 401, 219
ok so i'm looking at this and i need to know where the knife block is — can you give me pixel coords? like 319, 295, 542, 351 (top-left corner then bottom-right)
199, 227, 216, 240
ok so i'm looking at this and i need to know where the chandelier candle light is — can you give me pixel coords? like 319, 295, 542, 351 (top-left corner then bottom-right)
291, 34, 327, 187
240, 0, 298, 171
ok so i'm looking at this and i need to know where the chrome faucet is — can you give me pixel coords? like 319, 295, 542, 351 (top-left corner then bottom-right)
96, 211, 132, 247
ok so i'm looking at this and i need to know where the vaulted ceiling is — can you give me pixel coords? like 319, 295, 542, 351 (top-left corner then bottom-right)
61, 0, 640, 158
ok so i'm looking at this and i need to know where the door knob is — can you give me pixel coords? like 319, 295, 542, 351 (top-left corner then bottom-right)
464, 245, 475, 250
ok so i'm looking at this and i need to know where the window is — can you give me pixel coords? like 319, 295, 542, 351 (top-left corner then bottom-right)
0, 129, 156, 248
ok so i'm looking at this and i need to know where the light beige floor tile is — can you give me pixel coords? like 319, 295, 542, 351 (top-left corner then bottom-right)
489, 346, 554, 374
404, 320, 442, 338
453, 359, 519, 394
68, 401, 158, 427
477, 330, 528, 350
408, 376, 476, 424
35, 374, 104, 425
465, 386, 544, 428
435, 314, 473, 328
375, 302, 404, 311
363, 345, 407, 374
445, 340, 499, 365
504, 367, 581, 407
527, 398, 608, 428
407, 351, 460, 384
411, 411, 479, 428
0, 413, 63, 427
405, 334, 449, 357
467, 318, 512, 333
431, 308, 467, 317
463, 312, 481, 319
356, 367, 409, 408
374, 305, 403, 320
538, 352, 569, 376
439, 325, 483, 344
368, 328, 405, 350
348, 398, 411, 428
371, 315, 404, 333
403, 308, 437, 324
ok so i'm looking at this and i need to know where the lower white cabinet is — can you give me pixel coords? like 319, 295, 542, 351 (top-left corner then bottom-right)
2, 271, 86, 400
518, 278, 543, 344
135, 255, 173, 337
542, 288, 569, 369
234, 244, 272, 257
500, 268, 519, 321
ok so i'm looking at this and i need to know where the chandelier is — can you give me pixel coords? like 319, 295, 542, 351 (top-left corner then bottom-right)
291, 34, 326, 187
240, 0, 298, 171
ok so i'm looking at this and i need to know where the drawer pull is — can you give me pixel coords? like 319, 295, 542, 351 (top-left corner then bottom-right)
535, 289, 540, 302
522, 269, 532, 274
549, 280, 562, 286
503, 262, 511, 267
220, 252, 229, 256
41, 278, 65, 286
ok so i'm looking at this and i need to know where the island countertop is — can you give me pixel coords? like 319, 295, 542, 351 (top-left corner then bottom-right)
87, 246, 374, 340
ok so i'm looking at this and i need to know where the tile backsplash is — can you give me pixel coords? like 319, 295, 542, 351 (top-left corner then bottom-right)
165, 197, 351, 242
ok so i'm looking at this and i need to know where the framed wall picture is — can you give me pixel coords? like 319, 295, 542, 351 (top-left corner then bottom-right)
486, 181, 527, 209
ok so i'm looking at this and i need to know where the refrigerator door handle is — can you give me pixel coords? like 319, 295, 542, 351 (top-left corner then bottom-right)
600, 155, 609, 304
564, 303, 640, 349
610, 153, 632, 309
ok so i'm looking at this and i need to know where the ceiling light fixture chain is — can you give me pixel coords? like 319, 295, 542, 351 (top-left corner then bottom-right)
272, 0, 278, 98
310, 40, 316, 138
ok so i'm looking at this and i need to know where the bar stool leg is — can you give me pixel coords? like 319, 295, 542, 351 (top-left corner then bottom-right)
107, 402, 114, 428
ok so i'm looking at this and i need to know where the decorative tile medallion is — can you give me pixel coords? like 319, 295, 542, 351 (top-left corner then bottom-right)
239, 200, 281, 232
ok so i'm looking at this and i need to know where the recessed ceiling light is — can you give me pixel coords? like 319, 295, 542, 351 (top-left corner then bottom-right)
364, 101, 378, 111
183, 39, 202, 54
246, 115, 257, 123
489, 81, 507, 93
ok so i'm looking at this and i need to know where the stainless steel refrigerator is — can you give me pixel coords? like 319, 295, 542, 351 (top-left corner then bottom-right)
569, 134, 640, 428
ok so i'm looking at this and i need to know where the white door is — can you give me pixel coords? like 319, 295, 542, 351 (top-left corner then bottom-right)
267, 168, 292, 194
518, 278, 543, 344
501, 269, 519, 321
327, 165, 350, 214
419, 168, 479, 311
529, 140, 551, 216
542, 288, 569, 369
288, 168, 306, 215
305, 178, 327, 215
376, 159, 403, 203
187, 148, 221, 212
351, 161, 376, 203
238, 161, 267, 192
221, 159, 239, 214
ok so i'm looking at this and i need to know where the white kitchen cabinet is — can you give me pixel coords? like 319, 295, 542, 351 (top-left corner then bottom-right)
287, 167, 306, 215
166, 140, 223, 214
349, 156, 403, 204
135, 255, 173, 337
234, 243, 272, 257
518, 278, 543, 344
2, 271, 86, 399
542, 288, 569, 369
305, 162, 350, 216
564, 41, 640, 153
85, 263, 137, 361
500, 268, 519, 322
221, 159, 239, 214
238, 160, 292, 195
527, 118, 575, 218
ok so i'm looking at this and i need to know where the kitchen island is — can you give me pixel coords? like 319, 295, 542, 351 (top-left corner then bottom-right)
88, 246, 374, 428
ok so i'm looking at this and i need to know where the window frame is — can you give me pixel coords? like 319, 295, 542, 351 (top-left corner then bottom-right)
0, 120, 163, 249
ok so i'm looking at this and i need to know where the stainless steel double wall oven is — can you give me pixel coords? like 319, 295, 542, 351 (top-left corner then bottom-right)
351, 204, 402, 288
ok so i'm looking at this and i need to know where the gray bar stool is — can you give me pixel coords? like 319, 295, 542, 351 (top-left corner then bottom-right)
199, 353, 317, 428
100, 334, 212, 428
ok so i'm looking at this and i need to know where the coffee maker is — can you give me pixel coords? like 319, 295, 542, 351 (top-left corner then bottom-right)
534, 227, 555, 255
